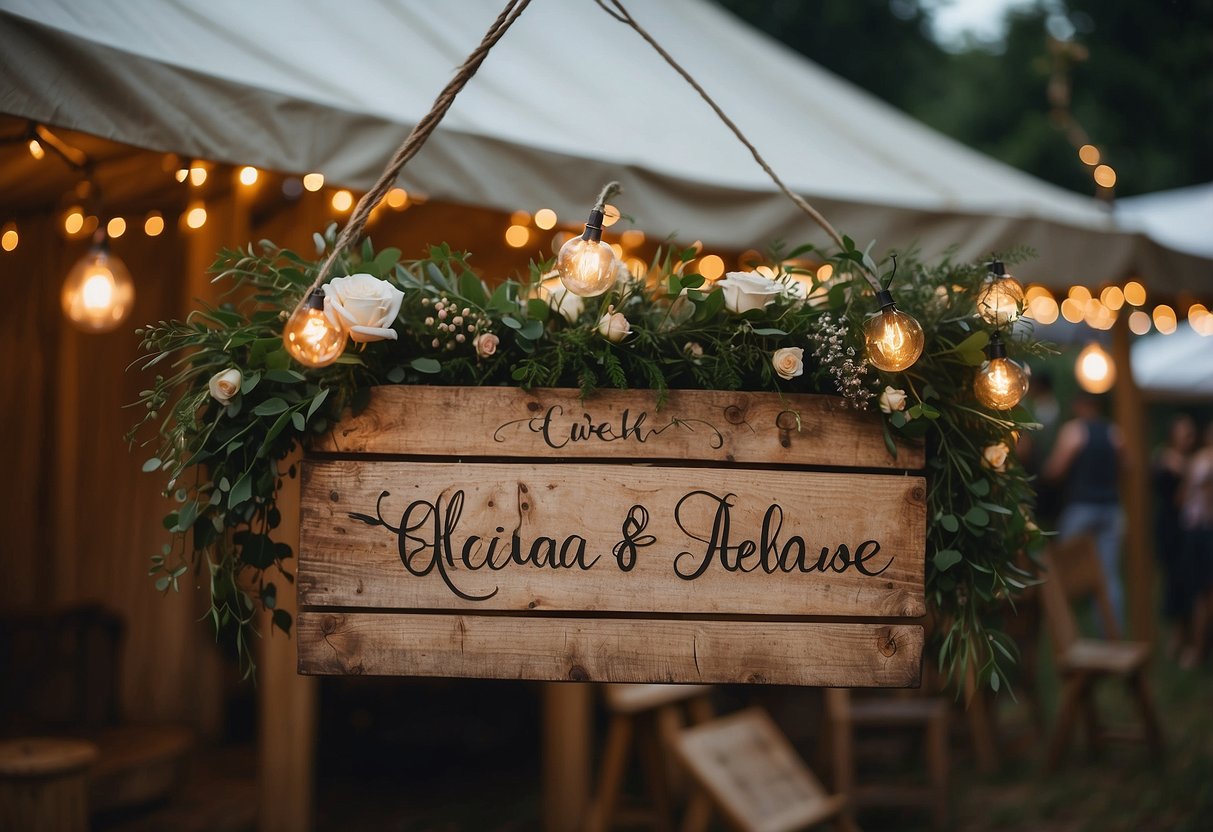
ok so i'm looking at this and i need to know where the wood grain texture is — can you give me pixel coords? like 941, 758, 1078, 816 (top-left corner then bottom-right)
296, 613, 923, 687
308, 386, 924, 470
299, 460, 926, 618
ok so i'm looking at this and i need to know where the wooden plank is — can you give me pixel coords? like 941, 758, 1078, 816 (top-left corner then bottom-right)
296, 613, 922, 687
672, 708, 847, 832
299, 461, 926, 618
309, 386, 924, 470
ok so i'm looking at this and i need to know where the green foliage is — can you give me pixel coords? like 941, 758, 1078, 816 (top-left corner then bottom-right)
129, 229, 1050, 689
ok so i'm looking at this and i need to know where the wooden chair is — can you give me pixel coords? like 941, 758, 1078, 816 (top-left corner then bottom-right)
823, 688, 949, 830
672, 708, 856, 832
585, 684, 716, 832
1039, 536, 1164, 770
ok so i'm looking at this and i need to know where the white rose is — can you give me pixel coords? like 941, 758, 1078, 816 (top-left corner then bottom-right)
597, 310, 631, 343
542, 277, 585, 323
983, 442, 1010, 472
322, 273, 404, 343
772, 347, 804, 380
208, 368, 242, 405
717, 271, 783, 313
683, 341, 704, 359
879, 386, 908, 414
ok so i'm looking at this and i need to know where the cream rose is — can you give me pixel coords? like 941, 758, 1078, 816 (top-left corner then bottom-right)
772, 347, 804, 380
716, 271, 784, 314
683, 341, 704, 359
543, 278, 585, 323
474, 332, 499, 358
879, 386, 908, 414
597, 310, 631, 343
322, 273, 404, 343
208, 368, 243, 405
983, 442, 1010, 472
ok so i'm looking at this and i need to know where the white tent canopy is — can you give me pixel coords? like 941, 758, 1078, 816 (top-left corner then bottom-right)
2, 0, 1210, 291
1116, 183, 1213, 260
1132, 323, 1213, 399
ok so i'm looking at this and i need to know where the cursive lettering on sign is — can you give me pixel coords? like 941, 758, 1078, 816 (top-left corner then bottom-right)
348, 487, 893, 600
493, 405, 725, 450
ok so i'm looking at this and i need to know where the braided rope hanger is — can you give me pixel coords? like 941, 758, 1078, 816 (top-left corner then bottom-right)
293, 0, 878, 318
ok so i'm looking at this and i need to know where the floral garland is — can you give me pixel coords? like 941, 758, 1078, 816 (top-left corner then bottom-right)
130, 228, 1047, 688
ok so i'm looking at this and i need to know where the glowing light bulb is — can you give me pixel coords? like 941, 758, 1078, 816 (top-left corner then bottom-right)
144, 212, 165, 236
282, 290, 345, 368
557, 207, 618, 297
61, 238, 135, 333
28, 139, 45, 160
239, 166, 260, 186
534, 208, 558, 230
1075, 343, 1115, 394
386, 188, 409, 210
863, 290, 924, 372
1, 223, 17, 252
975, 261, 1025, 327
189, 165, 208, 187
973, 334, 1028, 410
303, 172, 325, 192
331, 189, 354, 212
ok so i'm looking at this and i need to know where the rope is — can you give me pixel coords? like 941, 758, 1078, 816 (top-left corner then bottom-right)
593, 0, 882, 292
594, 181, 622, 212
292, 0, 533, 315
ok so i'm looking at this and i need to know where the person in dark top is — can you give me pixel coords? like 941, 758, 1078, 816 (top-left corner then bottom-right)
1044, 393, 1125, 629
1153, 414, 1197, 654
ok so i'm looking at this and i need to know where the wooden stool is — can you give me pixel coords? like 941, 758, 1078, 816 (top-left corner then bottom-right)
585, 684, 715, 832
0, 738, 99, 832
824, 689, 950, 830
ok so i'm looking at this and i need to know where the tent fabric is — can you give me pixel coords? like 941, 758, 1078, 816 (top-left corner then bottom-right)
1116, 183, 1213, 260
1, 0, 1210, 292
1132, 323, 1213, 399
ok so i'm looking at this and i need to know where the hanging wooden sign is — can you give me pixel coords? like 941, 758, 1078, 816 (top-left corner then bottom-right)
297, 386, 927, 687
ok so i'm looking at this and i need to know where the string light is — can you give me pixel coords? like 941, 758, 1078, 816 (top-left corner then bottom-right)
863, 270, 925, 372
505, 224, 530, 248
1128, 310, 1152, 335
602, 204, 621, 227
816, 263, 834, 281
698, 254, 725, 280
1, 223, 17, 252
144, 212, 165, 237
1093, 165, 1116, 188
331, 189, 354, 212
534, 208, 558, 230
239, 166, 260, 186
106, 217, 126, 239
1060, 298, 1084, 324
27, 139, 45, 160
620, 229, 646, 249
1152, 304, 1177, 334
64, 207, 85, 236
386, 188, 409, 209
1123, 280, 1146, 306
1078, 144, 1100, 165
975, 260, 1025, 327
189, 165, 208, 187
1075, 342, 1115, 393
973, 332, 1029, 410
557, 189, 621, 297
1099, 286, 1125, 311
510, 209, 531, 225
62, 231, 135, 333
282, 289, 345, 368
303, 173, 325, 192
185, 203, 208, 229
174, 168, 189, 183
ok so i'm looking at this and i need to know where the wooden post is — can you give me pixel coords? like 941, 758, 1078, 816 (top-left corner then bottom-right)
542, 683, 591, 832
1112, 315, 1153, 643
259, 450, 318, 832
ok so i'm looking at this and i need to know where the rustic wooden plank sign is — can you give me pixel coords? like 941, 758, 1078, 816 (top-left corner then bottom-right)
298, 386, 927, 687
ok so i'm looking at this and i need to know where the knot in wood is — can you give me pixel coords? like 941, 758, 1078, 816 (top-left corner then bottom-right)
568, 664, 590, 681
724, 404, 747, 425
910, 485, 926, 503
329, 490, 340, 502
526, 400, 541, 412
877, 629, 898, 657
321, 615, 338, 635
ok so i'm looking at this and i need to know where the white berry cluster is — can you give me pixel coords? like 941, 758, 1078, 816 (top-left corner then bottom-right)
419, 296, 490, 352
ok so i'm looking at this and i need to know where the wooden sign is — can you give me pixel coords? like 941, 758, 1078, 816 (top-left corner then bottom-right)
298, 386, 926, 687
672, 708, 850, 832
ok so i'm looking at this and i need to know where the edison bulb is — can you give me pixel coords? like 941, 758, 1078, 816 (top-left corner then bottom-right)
557, 236, 617, 297
977, 276, 1025, 327
1075, 342, 1115, 394
283, 291, 345, 368
974, 356, 1029, 410
863, 307, 925, 372
62, 246, 135, 333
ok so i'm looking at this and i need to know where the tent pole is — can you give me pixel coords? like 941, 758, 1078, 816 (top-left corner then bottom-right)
1112, 313, 1154, 642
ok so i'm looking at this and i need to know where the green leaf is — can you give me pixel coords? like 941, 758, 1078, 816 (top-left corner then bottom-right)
882, 421, 898, 460
751, 327, 787, 336
142, 457, 162, 473
679, 247, 698, 262
681, 274, 705, 289
519, 319, 545, 341
253, 398, 289, 416
386, 366, 406, 383
934, 549, 963, 571
968, 479, 991, 497
501, 315, 523, 330
228, 473, 252, 508
953, 331, 990, 355
306, 387, 330, 421
941, 514, 959, 533
291, 411, 306, 431
964, 506, 991, 527
526, 298, 551, 321
154, 576, 171, 592
265, 349, 291, 371
264, 369, 306, 384
272, 609, 293, 635
410, 357, 441, 374
459, 271, 489, 306
240, 371, 261, 394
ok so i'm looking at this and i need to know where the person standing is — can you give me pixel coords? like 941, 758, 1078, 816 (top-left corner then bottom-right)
1153, 414, 1197, 655
1179, 422, 1213, 667
1044, 393, 1125, 630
